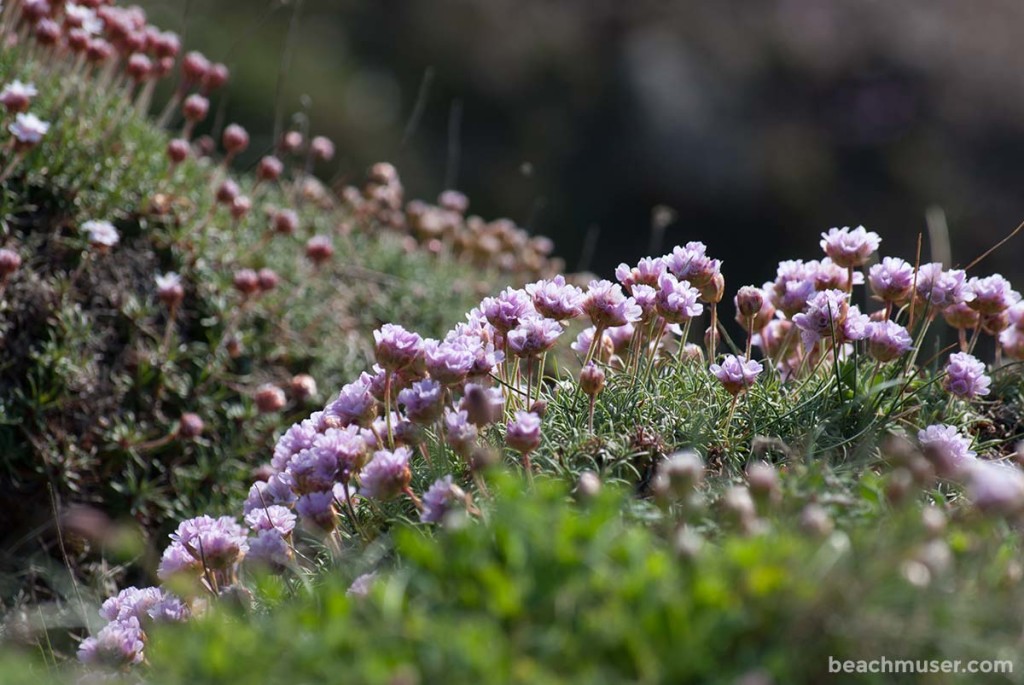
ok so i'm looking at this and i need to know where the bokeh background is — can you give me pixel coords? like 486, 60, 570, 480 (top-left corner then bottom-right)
136, 0, 1024, 287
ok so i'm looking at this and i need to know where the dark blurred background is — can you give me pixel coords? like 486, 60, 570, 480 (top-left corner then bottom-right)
136, 0, 1024, 287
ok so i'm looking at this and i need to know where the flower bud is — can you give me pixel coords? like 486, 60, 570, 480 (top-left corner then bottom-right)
257, 268, 279, 292
279, 131, 303, 154
203, 63, 229, 93
310, 136, 335, 162
0, 248, 22, 278
257, 156, 284, 182
216, 179, 240, 205
579, 362, 606, 397
653, 450, 705, 500
126, 53, 152, 82
230, 196, 252, 221
177, 413, 204, 439
576, 471, 602, 499
289, 374, 317, 402
745, 462, 780, 506
233, 268, 260, 296
34, 19, 60, 46
182, 94, 209, 123
222, 124, 249, 155
699, 272, 725, 304
272, 208, 298, 235
181, 51, 210, 84
735, 285, 764, 320
167, 138, 189, 165
255, 384, 287, 413
305, 235, 334, 265
799, 503, 833, 538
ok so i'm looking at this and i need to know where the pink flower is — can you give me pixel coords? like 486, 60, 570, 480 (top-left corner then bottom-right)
943, 352, 990, 400
710, 355, 763, 395
868, 257, 914, 304
819, 225, 880, 268
865, 320, 912, 362
582, 280, 642, 328
525, 275, 583, 320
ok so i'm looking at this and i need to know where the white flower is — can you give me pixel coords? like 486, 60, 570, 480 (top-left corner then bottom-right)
82, 220, 120, 247
1, 80, 38, 101
155, 272, 181, 290
66, 3, 104, 35
9, 113, 50, 145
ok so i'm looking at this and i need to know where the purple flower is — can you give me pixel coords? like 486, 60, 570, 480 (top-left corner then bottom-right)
244, 505, 296, 535
347, 571, 378, 597
242, 473, 296, 514
286, 447, 338, 495
247, 529, 293, 566
295, 491, 337, 530
840, 305, 870, 342
9, 112, 49, 145
507, 315, 563, 357
506, 411, 542, 454
571, 326, 613, 363
360, 448, 413, 500
965, 461, 1024, 515
710, 355, 763, 395
313, 426, 369, 478
526, 275, 584, 320
918, 424, 977, 477
967, 274, 1020, 315
915, 264, 974, 309
943, 302, 980, 330
146, 594, 190, 623
459, 384, 504, 426
169, 515, 249, 570
398, 378, 445, 424
868, 257, 914, 304
1000, 327, 1024, 361
99, 586, 169, 623
324, 375, 378, 428
444, 409, 478, 456
606, 322, 636, 355
421, 475, 458, 523
77, 617, 145, 666
819, 225, 881, 268
271, 421, 319, 471
615, 257, 667, 292
582, 280, 642, 329
631, 284, 659, 320
664, 242, 721, 288
480, 288, 534, 333
423, 338, 475, 385
943, 352, 990, 400
373, 324, 424, 372
865, 321, 912, 362
769, 260, 817, 317
810, 257, 864, 291
157, 542, 201, 581
656, 273, 703, 324
792, 289, 849, 346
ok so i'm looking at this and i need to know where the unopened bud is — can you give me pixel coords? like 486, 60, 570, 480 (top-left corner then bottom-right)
290, 374, 317, 401
255, 384, 287, 413
799, 503, 833, 538
579, 362, 605, 397
177, 412, 204, 439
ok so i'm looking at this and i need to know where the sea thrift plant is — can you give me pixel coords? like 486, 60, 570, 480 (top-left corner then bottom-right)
943, 352, 991, 400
